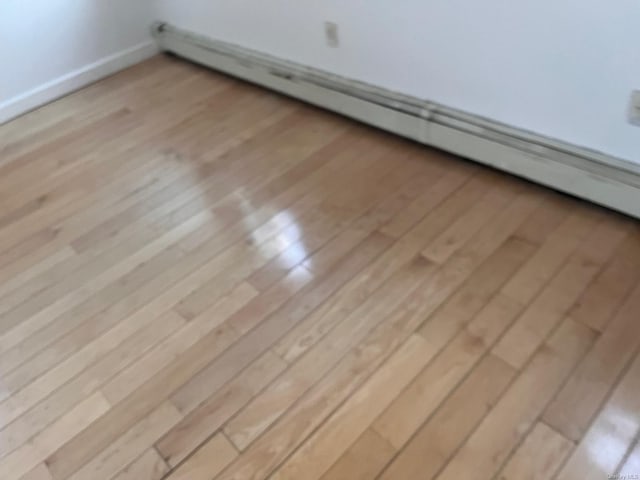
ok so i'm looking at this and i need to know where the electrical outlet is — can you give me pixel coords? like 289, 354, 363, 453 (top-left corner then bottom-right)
629, 90, 640, 126
324, 21, 339, 48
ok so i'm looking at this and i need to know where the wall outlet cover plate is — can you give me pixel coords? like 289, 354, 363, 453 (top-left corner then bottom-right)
629, 90, 640, 126
324, 22, 339, 48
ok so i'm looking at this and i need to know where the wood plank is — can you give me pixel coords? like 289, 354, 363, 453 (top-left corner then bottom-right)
6, 120, 364, 376
0, 131, 166, 245
227, 230, 393, 342
111, 449, 169, 480
433, 318, 596, 480
492, 217, 627, 369
269, 334, 438, 480
101, 283, 257, 405
1, 103, 289, 285
218, 190, 539, 480
156, 350, 286, 467
171, 136, 397, 320
496, 422, 574, 480
556, 353, 640, 480
0, 224, 153, 322
54, 402, 182, 480
18, 136, 380, 390
1, 81, 279, 229
0, 68, 220, 202
0, 393, 110, 479
272, 173, 506, 365
18, 464, 53, 480
0, 308, 188, 456
0, 58, 192, 157
246, 149, 442, 292
0, 308, 182, 429
168, 231, 392, 414
379, 354, 515, 480
68, 107, 332, 253
214, 258, 433, 480
0, 229, 63, 277
165, 434, 238, 480
421, 176, 515, 263
224, 266, 313, 336
319, 429, 395, 480
36, 138, 396, 462
1, 55, 636, 480
568, 231, 640, 332
512, 192, 572, 245
499, 210, 600, 306
0, 240, 70, 294
0, 108, 136, 193
377, 160, 475, 239
543, 283, 640, 441
0, 211, 207, 353
374, 237, 535, 449
207, 256, 433, 447
1, 308, 185, 404
40, 285, 253, 480
0, 247, 74, 300
0, 67, 212, 214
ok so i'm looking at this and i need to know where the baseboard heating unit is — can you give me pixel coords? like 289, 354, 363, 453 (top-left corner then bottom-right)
152, 22, 640, 219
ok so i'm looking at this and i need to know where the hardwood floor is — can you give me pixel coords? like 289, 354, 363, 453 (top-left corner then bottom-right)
1, 54, 639, 480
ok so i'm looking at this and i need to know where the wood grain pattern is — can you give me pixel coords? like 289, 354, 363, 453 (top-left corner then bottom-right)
18, 465, 53, 480
0, 55, 637, 480
379, 354, 515, 480
111, 449, 169, 480
164, 434, 237, 480
543, 283, 640, 441
270, 334, 437, 480
434, 319, 597, 480
496, 422, 574, 480
556, 353, 640, 480
319, 429, 395, 480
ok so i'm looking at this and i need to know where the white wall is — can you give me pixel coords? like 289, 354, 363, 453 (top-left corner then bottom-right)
155, 0, 640, 163
0, 0, 157, 123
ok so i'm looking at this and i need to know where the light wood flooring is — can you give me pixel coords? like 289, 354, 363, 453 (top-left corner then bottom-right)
1, 55, 640, 480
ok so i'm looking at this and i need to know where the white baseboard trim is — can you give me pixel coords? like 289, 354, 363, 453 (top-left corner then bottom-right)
152, 22, 640, 219
0, 41, 158, 125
